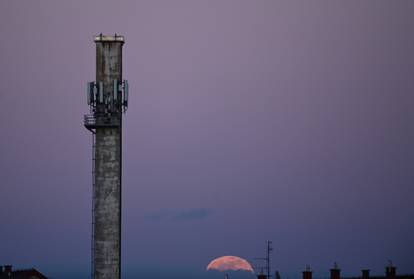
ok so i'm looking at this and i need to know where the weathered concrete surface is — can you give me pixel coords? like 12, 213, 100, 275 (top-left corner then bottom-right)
95, 128, 121, 279
94, 37, 123, 279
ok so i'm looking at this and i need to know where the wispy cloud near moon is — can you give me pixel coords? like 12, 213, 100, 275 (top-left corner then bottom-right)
145, 208, 212, 222
173, 208, 211, 220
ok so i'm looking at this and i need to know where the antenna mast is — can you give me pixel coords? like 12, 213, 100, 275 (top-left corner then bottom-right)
255, 241, 273, 279
266, 240, 273, 279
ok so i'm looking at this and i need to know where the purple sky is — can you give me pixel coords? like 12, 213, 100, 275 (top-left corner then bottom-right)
1, 1, 414, 278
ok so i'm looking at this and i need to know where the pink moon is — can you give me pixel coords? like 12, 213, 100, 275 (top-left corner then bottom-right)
207, 256, 254, 272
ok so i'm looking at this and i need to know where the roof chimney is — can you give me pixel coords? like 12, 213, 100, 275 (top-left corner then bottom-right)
303, 265, 312, 279
330, 263, 340, 279
385, 261, 396, 279
4, 265, 12, 273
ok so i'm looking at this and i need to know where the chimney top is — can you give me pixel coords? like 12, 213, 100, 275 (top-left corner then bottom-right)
94, 34, 125, 43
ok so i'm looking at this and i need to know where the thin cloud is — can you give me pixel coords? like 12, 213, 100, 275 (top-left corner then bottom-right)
145, 208, 212, 222
173, 208, 212, 221
144, 210, 170, 221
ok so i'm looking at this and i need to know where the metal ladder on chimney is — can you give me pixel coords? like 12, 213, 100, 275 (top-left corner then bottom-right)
91, 133, 96, 279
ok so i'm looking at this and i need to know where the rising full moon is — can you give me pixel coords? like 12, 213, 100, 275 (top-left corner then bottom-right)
207, 256, 254, 272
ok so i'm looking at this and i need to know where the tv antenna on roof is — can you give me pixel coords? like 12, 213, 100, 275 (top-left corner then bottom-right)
255, 241, 273, 279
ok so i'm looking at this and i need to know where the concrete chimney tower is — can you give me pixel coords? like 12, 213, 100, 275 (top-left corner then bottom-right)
84, 34, 129, 279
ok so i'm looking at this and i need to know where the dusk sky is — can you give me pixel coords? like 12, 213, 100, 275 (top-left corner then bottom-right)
1, 1, 413, 279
